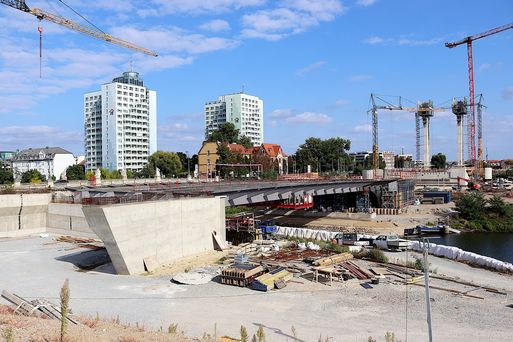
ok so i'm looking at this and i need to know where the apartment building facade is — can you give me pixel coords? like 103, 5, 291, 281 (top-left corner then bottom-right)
204, 92, 263, 146
84, 71, 157, 172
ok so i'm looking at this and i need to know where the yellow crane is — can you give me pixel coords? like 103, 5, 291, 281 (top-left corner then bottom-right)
1, 0, 158, 59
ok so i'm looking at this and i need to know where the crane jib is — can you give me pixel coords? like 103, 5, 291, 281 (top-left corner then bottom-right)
0, 1, 158, 57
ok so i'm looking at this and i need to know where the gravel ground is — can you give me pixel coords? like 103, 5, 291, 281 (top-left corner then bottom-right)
1, 235, 512, 341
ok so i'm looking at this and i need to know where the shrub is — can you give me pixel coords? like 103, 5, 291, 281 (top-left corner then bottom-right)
256, 326, 266, 342
240, 325, 248, 342
3, 327, 14, 342
21, 169, 46, 183
366, 249, 388, 263
60, 278, 70, 342
168, 323, 178, 334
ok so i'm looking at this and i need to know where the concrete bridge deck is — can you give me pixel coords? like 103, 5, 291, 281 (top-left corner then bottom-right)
64, 179, 411, 207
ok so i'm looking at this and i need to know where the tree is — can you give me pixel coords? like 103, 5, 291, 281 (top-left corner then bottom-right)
488, 195, 512, 217
148, 151, 182, 178
454, 192, 487, 221
190, 154, 198, 169
208, 122, 240, 144
21, 169, 46, 183
176, 152, 187, 173
137, 163, 155, 178
295, 137, 351, 173
208, 122, 254, 147
431, 153, 447, 169
65, 164, 85, 180
0, 167, 13, 184
364, 155, 386, 170
238, 135, 253, 148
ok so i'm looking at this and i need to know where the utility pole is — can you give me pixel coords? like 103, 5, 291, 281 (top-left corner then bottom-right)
421, 237, 433, 342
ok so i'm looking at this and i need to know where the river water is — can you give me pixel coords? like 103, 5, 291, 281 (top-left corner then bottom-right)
436, 232, 513, 264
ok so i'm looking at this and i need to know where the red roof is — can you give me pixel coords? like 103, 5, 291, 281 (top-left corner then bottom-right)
261, 143, 287, 158
227, 143, 247, 153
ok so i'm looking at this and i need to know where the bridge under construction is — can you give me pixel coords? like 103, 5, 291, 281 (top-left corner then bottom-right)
62, 178, 415, 210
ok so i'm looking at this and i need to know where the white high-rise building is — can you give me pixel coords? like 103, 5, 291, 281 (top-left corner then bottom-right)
204, 92, 263, 146
84, 71, 157, 172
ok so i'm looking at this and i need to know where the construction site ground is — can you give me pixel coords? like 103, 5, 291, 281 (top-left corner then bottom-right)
255, 203, 453, 236
1, 235, 512, 341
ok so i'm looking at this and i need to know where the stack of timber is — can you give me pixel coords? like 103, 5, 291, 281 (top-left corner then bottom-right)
312, 252, 353, 266
252, 267, 293, 291
1, 290, 78, 324
220, 265, 264, 287
341, 261, 371, 280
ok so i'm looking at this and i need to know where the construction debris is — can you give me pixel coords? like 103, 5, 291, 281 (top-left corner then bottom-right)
252, 267, 293, 291
313, 252, 353, 266
1, 290, 78, 324
341, 261, 371, 280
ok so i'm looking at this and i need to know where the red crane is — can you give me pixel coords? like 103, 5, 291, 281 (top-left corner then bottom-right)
445, 22, 513, 177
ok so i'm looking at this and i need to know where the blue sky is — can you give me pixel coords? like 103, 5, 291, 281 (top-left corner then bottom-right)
0, 0, 512, 160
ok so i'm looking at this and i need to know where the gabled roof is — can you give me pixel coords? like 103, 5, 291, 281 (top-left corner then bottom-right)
12, 147, 74, 161
227, 143, 248, 154
261, 143, 287, 158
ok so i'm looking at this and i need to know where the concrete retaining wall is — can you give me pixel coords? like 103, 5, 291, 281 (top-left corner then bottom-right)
82, 196, 227, 275
47, 203, 94, 236
0, 194, 50, 237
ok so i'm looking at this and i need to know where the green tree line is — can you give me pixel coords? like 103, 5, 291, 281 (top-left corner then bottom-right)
454, 192, 513, 232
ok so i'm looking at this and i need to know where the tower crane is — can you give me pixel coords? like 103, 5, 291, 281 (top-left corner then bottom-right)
368, 94, 445, 172
0, 0, 158, 61
445, 22, 513, 178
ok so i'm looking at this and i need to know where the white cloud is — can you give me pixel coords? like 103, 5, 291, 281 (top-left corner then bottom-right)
362, 36, 385, 45
199, 19, 231, 32
134, 55, 194, 73
269, 108, 332, 124
241, 0, 345, 41
138, 0, 266, 16
335, 99, 349, 107
287, 111, 332, 124
349, 74, 371, 82
362, 35, 445, 46
297, 60, 326, 76
0, 125, 82, 148
397, 37, 444, 46
503, 87, 513, 100
478, 63, 492, 72
110, 26, 240, 54
269, 108, 295, 118
159, 123, 191, 132
158, 116, 205, 146
356, 0, 377, 6
351, 124, 372, 133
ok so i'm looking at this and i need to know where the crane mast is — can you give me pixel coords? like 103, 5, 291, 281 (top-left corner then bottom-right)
445, 22, 513, 177
369, 94, 445, 172
0, 0, 158, 57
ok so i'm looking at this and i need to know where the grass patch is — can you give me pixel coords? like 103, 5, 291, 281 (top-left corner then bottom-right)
225, 206, 252, 217
406, 257, 424, 270
354, 249, 388, 263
